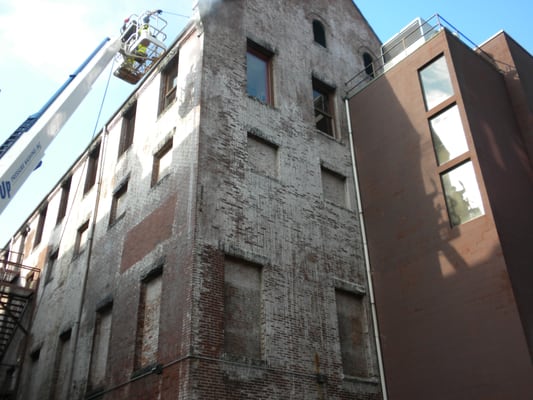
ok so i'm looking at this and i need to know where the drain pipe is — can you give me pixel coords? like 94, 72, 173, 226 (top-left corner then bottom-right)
344, 98, 388, 400
65, 125, 109, 399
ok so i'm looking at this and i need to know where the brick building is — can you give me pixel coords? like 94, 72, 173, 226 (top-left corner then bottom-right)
347, 17, 533, 399
0, 1, 385, 399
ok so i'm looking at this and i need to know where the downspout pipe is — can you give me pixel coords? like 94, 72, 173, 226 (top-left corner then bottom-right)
344, 98, 388, 400
65, 125, 109, 399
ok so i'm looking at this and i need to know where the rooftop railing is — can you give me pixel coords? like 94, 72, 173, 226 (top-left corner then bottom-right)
344, 14, 502, 99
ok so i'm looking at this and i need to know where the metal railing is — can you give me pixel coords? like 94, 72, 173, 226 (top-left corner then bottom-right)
0, 251, 39, 291
344, 14, 504, 99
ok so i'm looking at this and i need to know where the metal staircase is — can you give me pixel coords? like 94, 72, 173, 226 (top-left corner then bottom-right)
0, 252, 39, 361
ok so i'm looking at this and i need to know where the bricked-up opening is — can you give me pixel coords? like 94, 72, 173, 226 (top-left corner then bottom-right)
84, 143, 101, 194
109, 179, 128, 225
89, 304, 112, 390
158, 54, 179, 115
335, 289, 369, 378
50, 329, 71, 399
118, 102, 137, 157
45, 248, 58, 284
224, 257, 262, 359
321, 166, 347, 208
134, 268, 162, 370
313, 78, 335, 137
27, 348, 41, 399
247, 40, 274, 105
247, 132, 278, 178
56, 177, 71, 224
313, 20, 327, 47
33, 205, 47, 248
151, 138, 173, 187
75, 220, 89, 256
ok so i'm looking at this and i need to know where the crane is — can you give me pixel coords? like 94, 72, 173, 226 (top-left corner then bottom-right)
0, 10, 168, 214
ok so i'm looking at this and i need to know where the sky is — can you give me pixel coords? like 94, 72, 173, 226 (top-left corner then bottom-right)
0, 0, 531, 246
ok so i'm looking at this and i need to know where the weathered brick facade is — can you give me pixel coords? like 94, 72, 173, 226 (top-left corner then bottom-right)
0, 1, 383, 399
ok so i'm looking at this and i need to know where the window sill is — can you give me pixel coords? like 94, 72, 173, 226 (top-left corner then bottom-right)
246, 94, 277, 110
323, 198, 353, 213
247, 168, 280, 183
342, 374, 380, 385
314, 128, 339, 142
221, 353, 266, 368
157, 98, 178, 119
131, 363, 163, 380
108, 212, 126, 229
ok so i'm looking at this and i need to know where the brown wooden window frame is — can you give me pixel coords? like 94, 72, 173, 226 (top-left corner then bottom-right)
246, 40, 274, 105
118, 102, 137, 157
158, 55, 179, 115
312, 78, 336, 137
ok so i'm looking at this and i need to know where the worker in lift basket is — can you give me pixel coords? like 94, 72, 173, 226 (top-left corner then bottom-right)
134, 15, 151, 58
120, 17, 137, 43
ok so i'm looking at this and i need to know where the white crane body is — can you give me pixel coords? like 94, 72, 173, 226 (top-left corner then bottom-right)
0, 10, 168, 214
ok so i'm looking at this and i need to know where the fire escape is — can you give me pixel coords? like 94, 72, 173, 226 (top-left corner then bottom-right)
0, 251, 39, 398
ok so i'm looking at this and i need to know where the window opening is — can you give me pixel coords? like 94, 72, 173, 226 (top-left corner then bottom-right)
419, 55, 454, 110
151, 139, 173, 187
84, 144, 101, 194
56, 177, 71, 224
247, 41, 273, 104
119, 102, 136, 156
159, 55, 178, 114
135, 271, 163, 369
313, 20, 327, 47
430, 105, 468, 165
441, 161, 485, 226
363, 52, 374, 78
75, 221, 89, 255
335, 289, 369, 377
313, 78, 335, 137
33, 205, 47, 248
109, 180, 129, 225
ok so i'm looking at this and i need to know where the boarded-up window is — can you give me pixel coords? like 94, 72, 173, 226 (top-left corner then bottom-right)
321, 166, 347, 207
135, 271, 162, 369
109, 179, 128, 225
26, 349, 40, 399
89, 306, 112, 389
247, 133, 278, 178
335, 290, 368, 377
50, 330, 71, 399
75, 220, 89, 255
151, 139, 173, 187
224, 258, 262, 359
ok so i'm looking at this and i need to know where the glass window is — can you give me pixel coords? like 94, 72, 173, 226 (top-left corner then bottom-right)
419, 56, 454, 110
441, 161, 485, 226
247, 42, 272, 104
313, 78, 335, 137
430, 105, 468, 165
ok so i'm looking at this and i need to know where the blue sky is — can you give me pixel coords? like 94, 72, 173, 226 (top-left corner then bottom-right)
0, 0, 531, 245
